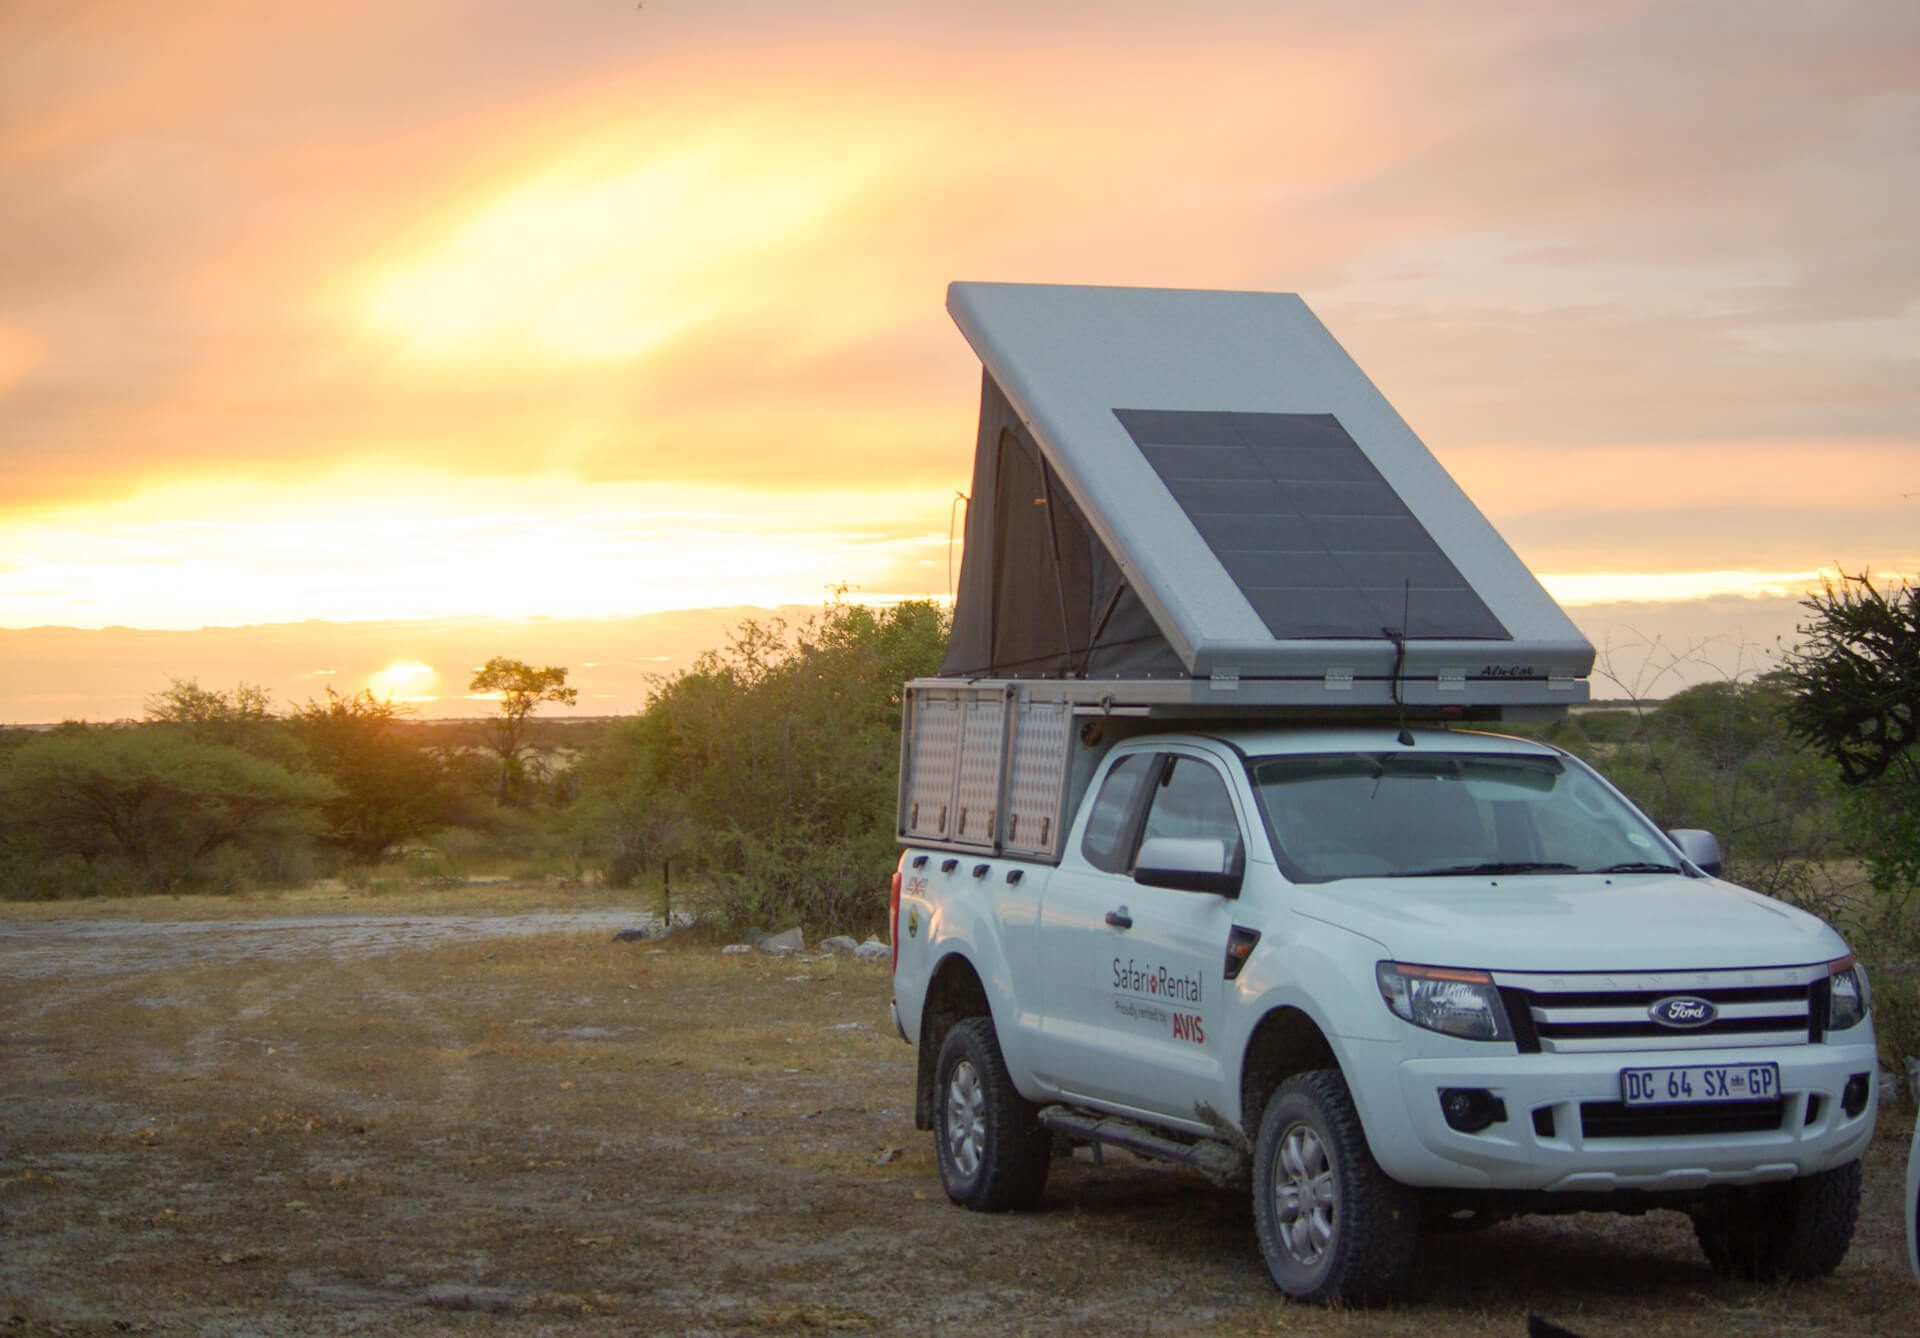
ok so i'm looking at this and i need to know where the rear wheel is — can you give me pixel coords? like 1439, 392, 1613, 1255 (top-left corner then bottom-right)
1252, 1069, 1418, 1303
1691, 1161, 1861, 1281
932, 1016, 1050, 1211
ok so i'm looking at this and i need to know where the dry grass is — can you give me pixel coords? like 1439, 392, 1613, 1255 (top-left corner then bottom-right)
2, 889, 1917, 1335
0, 877, 651, 923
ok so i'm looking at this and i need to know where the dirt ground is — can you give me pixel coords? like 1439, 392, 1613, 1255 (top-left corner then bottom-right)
4, 889, 1917, 1336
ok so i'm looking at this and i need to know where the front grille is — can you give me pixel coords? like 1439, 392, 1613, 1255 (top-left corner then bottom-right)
1494, 965, 1825, 1054
1579, 1098, 1787, 1139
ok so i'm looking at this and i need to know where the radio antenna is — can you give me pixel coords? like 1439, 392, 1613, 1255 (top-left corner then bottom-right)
1384, 579, 1415, 747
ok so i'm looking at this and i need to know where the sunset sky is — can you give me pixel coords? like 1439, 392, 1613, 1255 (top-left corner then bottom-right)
1, 1, 1915, 717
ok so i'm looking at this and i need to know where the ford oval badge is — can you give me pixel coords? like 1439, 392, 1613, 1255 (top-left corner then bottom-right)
1649, 995, 1717, 1029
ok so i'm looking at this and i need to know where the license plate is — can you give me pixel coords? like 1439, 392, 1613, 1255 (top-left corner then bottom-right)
1620, 1062, 1780, 1106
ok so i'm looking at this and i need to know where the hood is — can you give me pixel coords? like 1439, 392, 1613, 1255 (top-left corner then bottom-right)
1292, 873, 1847, 973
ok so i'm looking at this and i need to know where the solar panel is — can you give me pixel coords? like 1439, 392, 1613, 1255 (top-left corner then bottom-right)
1115, 409, 1510, 641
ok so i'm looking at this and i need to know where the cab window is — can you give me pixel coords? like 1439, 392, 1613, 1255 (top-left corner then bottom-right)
1081, 753, 1154, 873
1138, 755, 1245, 873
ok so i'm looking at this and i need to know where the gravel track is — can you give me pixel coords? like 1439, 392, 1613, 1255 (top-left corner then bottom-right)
0, 910, 652, 981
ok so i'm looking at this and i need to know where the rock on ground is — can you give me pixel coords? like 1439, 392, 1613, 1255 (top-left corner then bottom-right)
758, 927, 805, 955
612, 920, 685, 944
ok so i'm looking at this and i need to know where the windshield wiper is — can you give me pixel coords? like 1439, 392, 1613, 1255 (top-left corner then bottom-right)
1591, 861, 1682, 874
1388, 861, 1578, 878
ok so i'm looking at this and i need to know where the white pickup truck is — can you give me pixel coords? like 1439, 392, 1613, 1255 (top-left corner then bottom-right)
889, 722, 1877, 1302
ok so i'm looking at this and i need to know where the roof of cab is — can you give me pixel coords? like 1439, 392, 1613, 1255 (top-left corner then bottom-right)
1127, 726, 1562, 757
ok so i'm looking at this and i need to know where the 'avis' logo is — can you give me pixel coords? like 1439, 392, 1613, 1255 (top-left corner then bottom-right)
1171, 1012, 1205, 1045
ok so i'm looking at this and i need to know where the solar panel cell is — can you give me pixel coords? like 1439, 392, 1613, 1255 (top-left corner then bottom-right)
1139, 444, 1271, 482
1253, 445, 1381, 482
1157, 477, 1293, 515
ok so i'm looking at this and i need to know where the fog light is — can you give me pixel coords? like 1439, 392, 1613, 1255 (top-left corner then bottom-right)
1439, 1087, 1506, 1133
1841, 1072, 1871, 1118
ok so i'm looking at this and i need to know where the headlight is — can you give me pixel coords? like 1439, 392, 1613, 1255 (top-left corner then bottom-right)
1828, 955, 1870, 1031
1376, 962, 1513, 1042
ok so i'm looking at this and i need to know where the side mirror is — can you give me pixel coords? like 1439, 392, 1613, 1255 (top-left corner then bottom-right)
1134, 836, 1242, 897
1668, 828, 1723, 877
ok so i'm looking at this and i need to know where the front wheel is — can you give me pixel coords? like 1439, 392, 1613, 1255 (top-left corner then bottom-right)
1252, 1069, 1418, 1303
1691, 1161, 1862, 1281
932, 1016, 1050, 1211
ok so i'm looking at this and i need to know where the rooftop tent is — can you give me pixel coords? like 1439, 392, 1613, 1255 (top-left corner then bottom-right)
937, 283, 1595, 709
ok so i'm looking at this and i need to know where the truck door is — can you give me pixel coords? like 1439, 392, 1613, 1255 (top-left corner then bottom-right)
1038, 748, 1244, 1126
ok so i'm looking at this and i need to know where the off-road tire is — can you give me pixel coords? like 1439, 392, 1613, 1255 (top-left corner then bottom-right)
1691, 1160, 1862, 1281
932, 1016, 1050, 1211
1252, 1069, 1418, 1303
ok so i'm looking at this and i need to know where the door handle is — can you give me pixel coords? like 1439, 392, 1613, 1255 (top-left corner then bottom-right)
1105, 908, 1133, 930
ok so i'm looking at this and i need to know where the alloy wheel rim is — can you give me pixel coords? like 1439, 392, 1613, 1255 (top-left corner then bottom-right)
945, 1059, 986, 1178
1272, 1121, 1337, 1266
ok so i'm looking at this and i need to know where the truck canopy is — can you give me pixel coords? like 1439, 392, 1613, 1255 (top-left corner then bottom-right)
940, 283, 1594, 711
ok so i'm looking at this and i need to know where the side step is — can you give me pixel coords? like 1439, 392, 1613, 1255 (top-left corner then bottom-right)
1038, 1106, 1248, 1188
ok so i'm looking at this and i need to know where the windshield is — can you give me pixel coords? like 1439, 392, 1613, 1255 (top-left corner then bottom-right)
1248, 751, 1682, 882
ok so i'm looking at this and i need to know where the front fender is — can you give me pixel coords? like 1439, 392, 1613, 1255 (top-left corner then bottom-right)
1226, 913, 1399, 1133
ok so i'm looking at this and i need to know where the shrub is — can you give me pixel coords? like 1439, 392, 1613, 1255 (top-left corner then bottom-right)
573, 597, 948, 932
290, 689, 451, 860
0, 725, 334, 895
1870, 971, 1920, 1114
0, 851, 140, 901
1519, 676, 1854, 916
709, 829, 902, 937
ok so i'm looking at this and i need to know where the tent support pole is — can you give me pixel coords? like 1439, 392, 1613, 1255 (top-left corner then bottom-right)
1039, 463, 1075, 672
1076, 582, 1127, 679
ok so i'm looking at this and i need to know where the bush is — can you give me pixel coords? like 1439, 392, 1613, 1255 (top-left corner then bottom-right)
1870, 971, 1920, 1114
710, 829, 903, 937
0, 725, 334, 895
1519, 676, 1855, 917
290, 689, 452, 860
574, 597, 948, 932
0, 851, 141, 901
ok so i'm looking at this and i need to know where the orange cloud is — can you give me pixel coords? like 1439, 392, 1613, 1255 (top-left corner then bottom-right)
0, 323, 36, 397
0, 2, 1913, 638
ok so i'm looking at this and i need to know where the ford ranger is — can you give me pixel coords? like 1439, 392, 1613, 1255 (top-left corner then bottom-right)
889, 723, 1876, 1301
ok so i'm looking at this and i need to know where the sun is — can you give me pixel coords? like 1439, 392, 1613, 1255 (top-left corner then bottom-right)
367, 660, 438, 703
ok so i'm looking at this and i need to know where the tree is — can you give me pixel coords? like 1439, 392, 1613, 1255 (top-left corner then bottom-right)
1782, 574, 1919, 787
1783, 573, 1920, 901
290, 688, 450, 860
146, 676, 274, 732
146, 677, 291, 760
469, 657, 578, 805
0, 727, 334, 892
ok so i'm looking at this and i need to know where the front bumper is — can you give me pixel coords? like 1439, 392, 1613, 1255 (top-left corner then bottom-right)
1346, 1035, 1879, 1192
